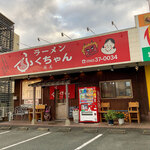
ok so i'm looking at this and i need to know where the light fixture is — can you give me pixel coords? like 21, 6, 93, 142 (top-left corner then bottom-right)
111, 21, 118, 30
49, 75, 54, 80
17, 42, 31, 48
79, 72, 85, 78
87, 27, 96, 35
27, 75, 30, 80
110, 65, 114, 71
97, 70, 102, 76
135, 63, 139, 71
37, 37, 51, 44
61, 32, 72, 40
64, 74, 70, 79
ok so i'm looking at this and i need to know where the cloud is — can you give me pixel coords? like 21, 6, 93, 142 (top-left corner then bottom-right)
0, 0, 149, 49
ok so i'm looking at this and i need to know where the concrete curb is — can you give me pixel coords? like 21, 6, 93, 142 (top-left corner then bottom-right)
48, 121, 56, 125
109, 129, 126, 134
17, 127, 29, 131
57, 127, 71, 132
0, 126, 11, 130
37, 128, 50, 131
83, 128, 98, 133
143, 130, 150, 135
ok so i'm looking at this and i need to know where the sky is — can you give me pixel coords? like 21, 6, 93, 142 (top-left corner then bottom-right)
0, 0, 149, 49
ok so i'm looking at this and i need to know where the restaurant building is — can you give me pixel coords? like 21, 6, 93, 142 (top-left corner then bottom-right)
0, 12, 150, 122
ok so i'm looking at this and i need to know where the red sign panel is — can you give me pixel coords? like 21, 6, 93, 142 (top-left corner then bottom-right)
0, 31, 130, 77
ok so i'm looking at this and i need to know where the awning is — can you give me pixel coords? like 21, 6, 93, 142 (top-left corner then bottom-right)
28, 80, 70, 87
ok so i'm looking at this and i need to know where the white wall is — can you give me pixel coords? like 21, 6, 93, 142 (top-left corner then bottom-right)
128, 28, 142, 62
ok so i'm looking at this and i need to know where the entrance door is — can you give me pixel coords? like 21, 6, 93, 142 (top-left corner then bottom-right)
55, 89, 66, 120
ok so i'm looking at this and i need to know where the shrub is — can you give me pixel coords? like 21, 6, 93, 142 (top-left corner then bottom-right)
104, 110, 117, 121
116, 112, 125, 119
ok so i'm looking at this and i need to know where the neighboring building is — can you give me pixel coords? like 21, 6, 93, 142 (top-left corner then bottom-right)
0, 13, 14, 53
13, 33, 19, 51
0, 13, 19, 119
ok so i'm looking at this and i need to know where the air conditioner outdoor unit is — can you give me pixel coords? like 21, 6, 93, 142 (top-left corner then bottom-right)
0, 107, 8, 118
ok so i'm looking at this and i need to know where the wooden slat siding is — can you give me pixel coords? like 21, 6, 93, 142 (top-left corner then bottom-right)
137, 67, 149, 115
39, 67, 149, 116
74, 67, 148, 115
14, 79, 21, 108
14, 66, 149, 118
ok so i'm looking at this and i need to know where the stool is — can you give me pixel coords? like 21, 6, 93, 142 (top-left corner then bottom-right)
99, 102, 110, 122
128, 102, 140, 124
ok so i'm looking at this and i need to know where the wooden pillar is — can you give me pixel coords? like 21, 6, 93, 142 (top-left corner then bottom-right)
65, 82, 70, 125
41, 87, 43, 104
66, 83, 69, 118
32, 86, 36, 125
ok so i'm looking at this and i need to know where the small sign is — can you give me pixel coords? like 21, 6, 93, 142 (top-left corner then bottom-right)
142, 47, 150, 61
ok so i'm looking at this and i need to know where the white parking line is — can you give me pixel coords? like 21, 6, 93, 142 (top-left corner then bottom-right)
0, 131, 10, 135
0, 132, 51, 150
74, 134, 103, 150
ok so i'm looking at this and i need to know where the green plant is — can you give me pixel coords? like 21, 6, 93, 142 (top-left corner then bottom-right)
104, 110, 117, 121
116, 112, 125, 119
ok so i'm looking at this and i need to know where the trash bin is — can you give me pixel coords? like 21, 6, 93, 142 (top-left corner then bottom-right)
73, 110, 79, 123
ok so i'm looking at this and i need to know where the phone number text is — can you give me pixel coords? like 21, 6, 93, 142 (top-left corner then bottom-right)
82, 55, 118, 64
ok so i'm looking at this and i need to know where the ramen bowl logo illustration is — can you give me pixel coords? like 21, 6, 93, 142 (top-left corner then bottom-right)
82, 41, 98, 57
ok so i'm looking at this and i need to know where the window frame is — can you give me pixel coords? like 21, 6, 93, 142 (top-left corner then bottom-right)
99, 79, 133, 99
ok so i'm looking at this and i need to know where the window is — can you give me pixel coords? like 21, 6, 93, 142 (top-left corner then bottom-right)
100, 80, 133, 99
22, 79, 41, 107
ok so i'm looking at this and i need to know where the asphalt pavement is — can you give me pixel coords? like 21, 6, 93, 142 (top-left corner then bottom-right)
0, 127, 150, 150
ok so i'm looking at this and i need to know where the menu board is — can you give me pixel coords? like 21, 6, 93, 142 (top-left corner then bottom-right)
69, 106, 77, 118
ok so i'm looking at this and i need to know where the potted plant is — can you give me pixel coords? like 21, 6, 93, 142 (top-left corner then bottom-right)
116, 112, 125, 125
104, 110, 117, 125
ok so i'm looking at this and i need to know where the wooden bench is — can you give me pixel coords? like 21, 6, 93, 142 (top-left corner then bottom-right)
28, 105, 45, 122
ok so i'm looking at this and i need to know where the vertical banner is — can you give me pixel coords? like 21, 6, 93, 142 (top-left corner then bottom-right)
136, 13, 150, 61
49, 84, 75, 100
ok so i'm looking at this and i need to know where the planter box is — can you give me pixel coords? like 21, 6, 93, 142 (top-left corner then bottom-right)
108, 120, 114, 125
73, 110, 79, 123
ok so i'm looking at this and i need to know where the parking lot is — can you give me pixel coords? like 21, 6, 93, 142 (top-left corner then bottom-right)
0, 127, 150, 150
